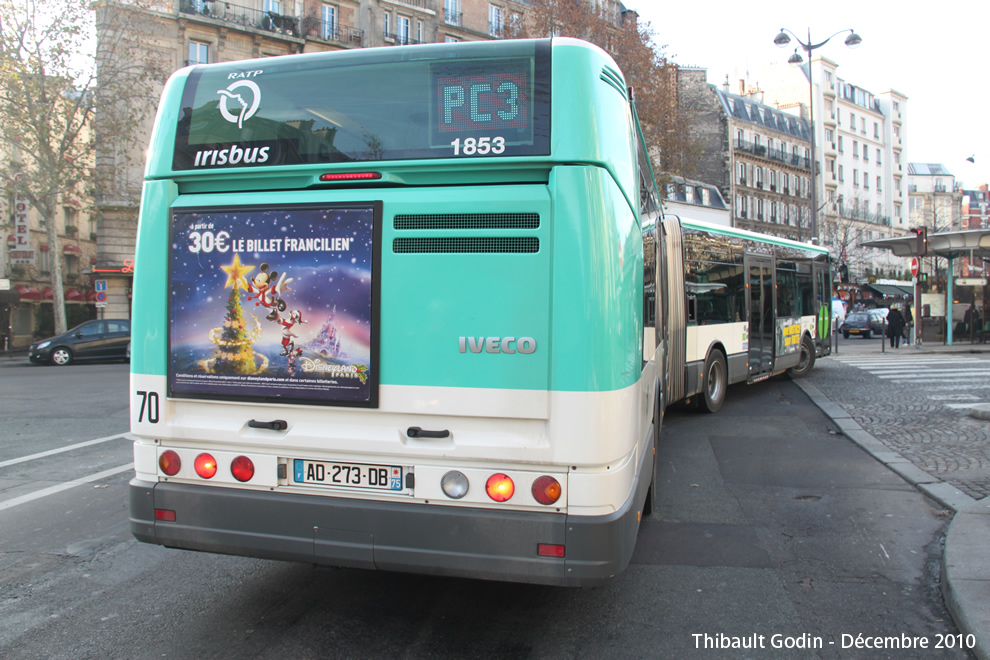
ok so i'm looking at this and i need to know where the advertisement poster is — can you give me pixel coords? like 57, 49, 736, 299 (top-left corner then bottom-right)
168, 204, 380, 407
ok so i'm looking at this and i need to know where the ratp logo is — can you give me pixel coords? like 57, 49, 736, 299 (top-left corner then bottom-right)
217, 80, 261, 129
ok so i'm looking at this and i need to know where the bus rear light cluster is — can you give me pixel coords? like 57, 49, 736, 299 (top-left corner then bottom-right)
439, 470, 561, 506
161, 451, 257, 483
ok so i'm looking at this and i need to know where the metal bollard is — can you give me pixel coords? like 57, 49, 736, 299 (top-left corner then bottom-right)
881, 318, 886, 353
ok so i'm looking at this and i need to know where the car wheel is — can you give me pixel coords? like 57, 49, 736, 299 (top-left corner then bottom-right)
788, 335, 816, 379
697, 350, 726, 414
863, 330, 871, 339
51, 347, 73, 366
843, 331, 849, 339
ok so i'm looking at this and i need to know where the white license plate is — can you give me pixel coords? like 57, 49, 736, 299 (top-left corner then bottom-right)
293, 459, 403, 491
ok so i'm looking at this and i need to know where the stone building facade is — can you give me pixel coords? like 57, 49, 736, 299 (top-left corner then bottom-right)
674, 67, 814, 243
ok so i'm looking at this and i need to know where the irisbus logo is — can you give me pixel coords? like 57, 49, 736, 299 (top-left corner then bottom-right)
458, 336, 536, 354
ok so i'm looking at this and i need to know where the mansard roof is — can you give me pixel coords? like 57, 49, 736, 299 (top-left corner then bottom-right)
712, 87, 811, 142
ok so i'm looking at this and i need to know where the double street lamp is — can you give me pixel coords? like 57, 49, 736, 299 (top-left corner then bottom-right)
773, 28, 862, 243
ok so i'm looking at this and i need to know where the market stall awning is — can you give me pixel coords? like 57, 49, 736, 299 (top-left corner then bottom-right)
63, 245, 82, 255
865, 283, 914, 298
14, 285, 43, 300
40, 287, 53, 300
64, 288, 84, 301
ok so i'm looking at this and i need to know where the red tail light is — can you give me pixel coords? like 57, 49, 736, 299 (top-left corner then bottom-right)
155, 509, 176, 522
531, 475, 562, 505
485, 473, 515, 502
159, 450, 181, 476
230, 456, 255, 482
538, 543, 565, 558
194, 453, 217, 479
319, 172, 381, 181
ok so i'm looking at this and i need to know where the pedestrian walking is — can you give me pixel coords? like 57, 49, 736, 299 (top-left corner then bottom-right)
903, 303, 913, 345
886, 304, 905, 348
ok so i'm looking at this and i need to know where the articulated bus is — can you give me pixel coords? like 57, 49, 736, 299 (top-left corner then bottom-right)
128, 38, 831, 587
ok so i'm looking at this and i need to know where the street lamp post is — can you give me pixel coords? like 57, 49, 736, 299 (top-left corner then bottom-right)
774, 28, 862, 244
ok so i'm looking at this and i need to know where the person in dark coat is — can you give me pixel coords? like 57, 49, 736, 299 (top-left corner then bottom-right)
886, 304, 906, 348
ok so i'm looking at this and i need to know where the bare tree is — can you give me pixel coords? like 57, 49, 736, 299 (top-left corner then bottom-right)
523, 0, 699, 178
0, 0, 166, 334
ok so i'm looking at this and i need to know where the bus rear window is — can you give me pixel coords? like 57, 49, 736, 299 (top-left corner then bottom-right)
173, 40, 551, 170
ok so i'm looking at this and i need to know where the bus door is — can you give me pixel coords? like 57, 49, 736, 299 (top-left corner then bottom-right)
745, 254, 775, 380
813, 261, 833, 354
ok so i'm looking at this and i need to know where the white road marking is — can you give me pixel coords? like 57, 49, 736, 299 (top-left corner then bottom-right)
0, 463, 133, 512
0, 433, 129, 469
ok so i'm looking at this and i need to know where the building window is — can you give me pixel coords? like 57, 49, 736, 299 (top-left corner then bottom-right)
264, 0, 281, 14
838, 165, 844, 182
824, 129, 833, 142
384, 12, 390, 38
489, 5, 504, 37
863, 144, 868, 161
853, 169, 859, 186
444, 0, 461, 26
417, 20, 423, 43
860, 117, 866, 134
322, 4, 337, 40
853, 140, 859, 158
849, 112, 855, 126
188, 40, 209, 65
445, 35, 460, 42
874, 122, 879, 138
39, 248, 51, 273
63, 206, 79, 234
397, 15, 410, 44
876, 148, 881, 165
838, 136, 843, 153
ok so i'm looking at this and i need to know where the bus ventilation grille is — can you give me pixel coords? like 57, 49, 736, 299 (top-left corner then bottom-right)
600, 66, 627, 98
393, 213, 539, 230
393, 237, 539, 254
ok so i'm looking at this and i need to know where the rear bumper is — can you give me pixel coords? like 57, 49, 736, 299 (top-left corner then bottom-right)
129, 444, 650, 587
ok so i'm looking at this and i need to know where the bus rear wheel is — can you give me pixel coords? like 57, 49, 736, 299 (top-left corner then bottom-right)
788, 335, 816, 379
698, 350, 726, 414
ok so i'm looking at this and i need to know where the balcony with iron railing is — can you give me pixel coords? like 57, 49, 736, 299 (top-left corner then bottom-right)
443, 9, 462, 26
179, 0, 300, 38
384, 32, 424, 45
734, 139, 811, 171
389, 0, 435, 10
302, 16, 363, 46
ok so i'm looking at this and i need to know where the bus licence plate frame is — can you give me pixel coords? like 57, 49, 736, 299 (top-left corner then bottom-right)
293, 458, 403, 491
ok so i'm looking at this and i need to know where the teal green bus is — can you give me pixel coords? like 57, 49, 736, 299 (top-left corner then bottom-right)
128, 37, 828, 586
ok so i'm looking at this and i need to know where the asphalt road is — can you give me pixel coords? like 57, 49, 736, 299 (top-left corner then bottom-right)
0, 357, 971, 658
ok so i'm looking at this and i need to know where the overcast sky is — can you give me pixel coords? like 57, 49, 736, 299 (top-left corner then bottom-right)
627, 1, 990, 189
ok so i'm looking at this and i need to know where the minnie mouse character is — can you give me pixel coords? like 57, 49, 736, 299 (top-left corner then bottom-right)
278, 309, 307, 357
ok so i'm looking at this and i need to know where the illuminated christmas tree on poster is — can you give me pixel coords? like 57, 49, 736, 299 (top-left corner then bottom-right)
201, 254, 268, 375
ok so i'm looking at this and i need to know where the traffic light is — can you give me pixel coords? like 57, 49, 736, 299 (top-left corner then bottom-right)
910, 226, 928, 256
919, 272, 929, 283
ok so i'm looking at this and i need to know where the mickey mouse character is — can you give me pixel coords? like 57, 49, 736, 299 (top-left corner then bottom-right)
246, 263, 278, 308
278, 309, 306, 357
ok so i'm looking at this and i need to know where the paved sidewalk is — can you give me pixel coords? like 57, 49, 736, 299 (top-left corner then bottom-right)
798, 337, 990, 659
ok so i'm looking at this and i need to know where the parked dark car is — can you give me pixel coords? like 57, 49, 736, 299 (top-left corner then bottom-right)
840, 309, 888, 339
29, 319, 131, 366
